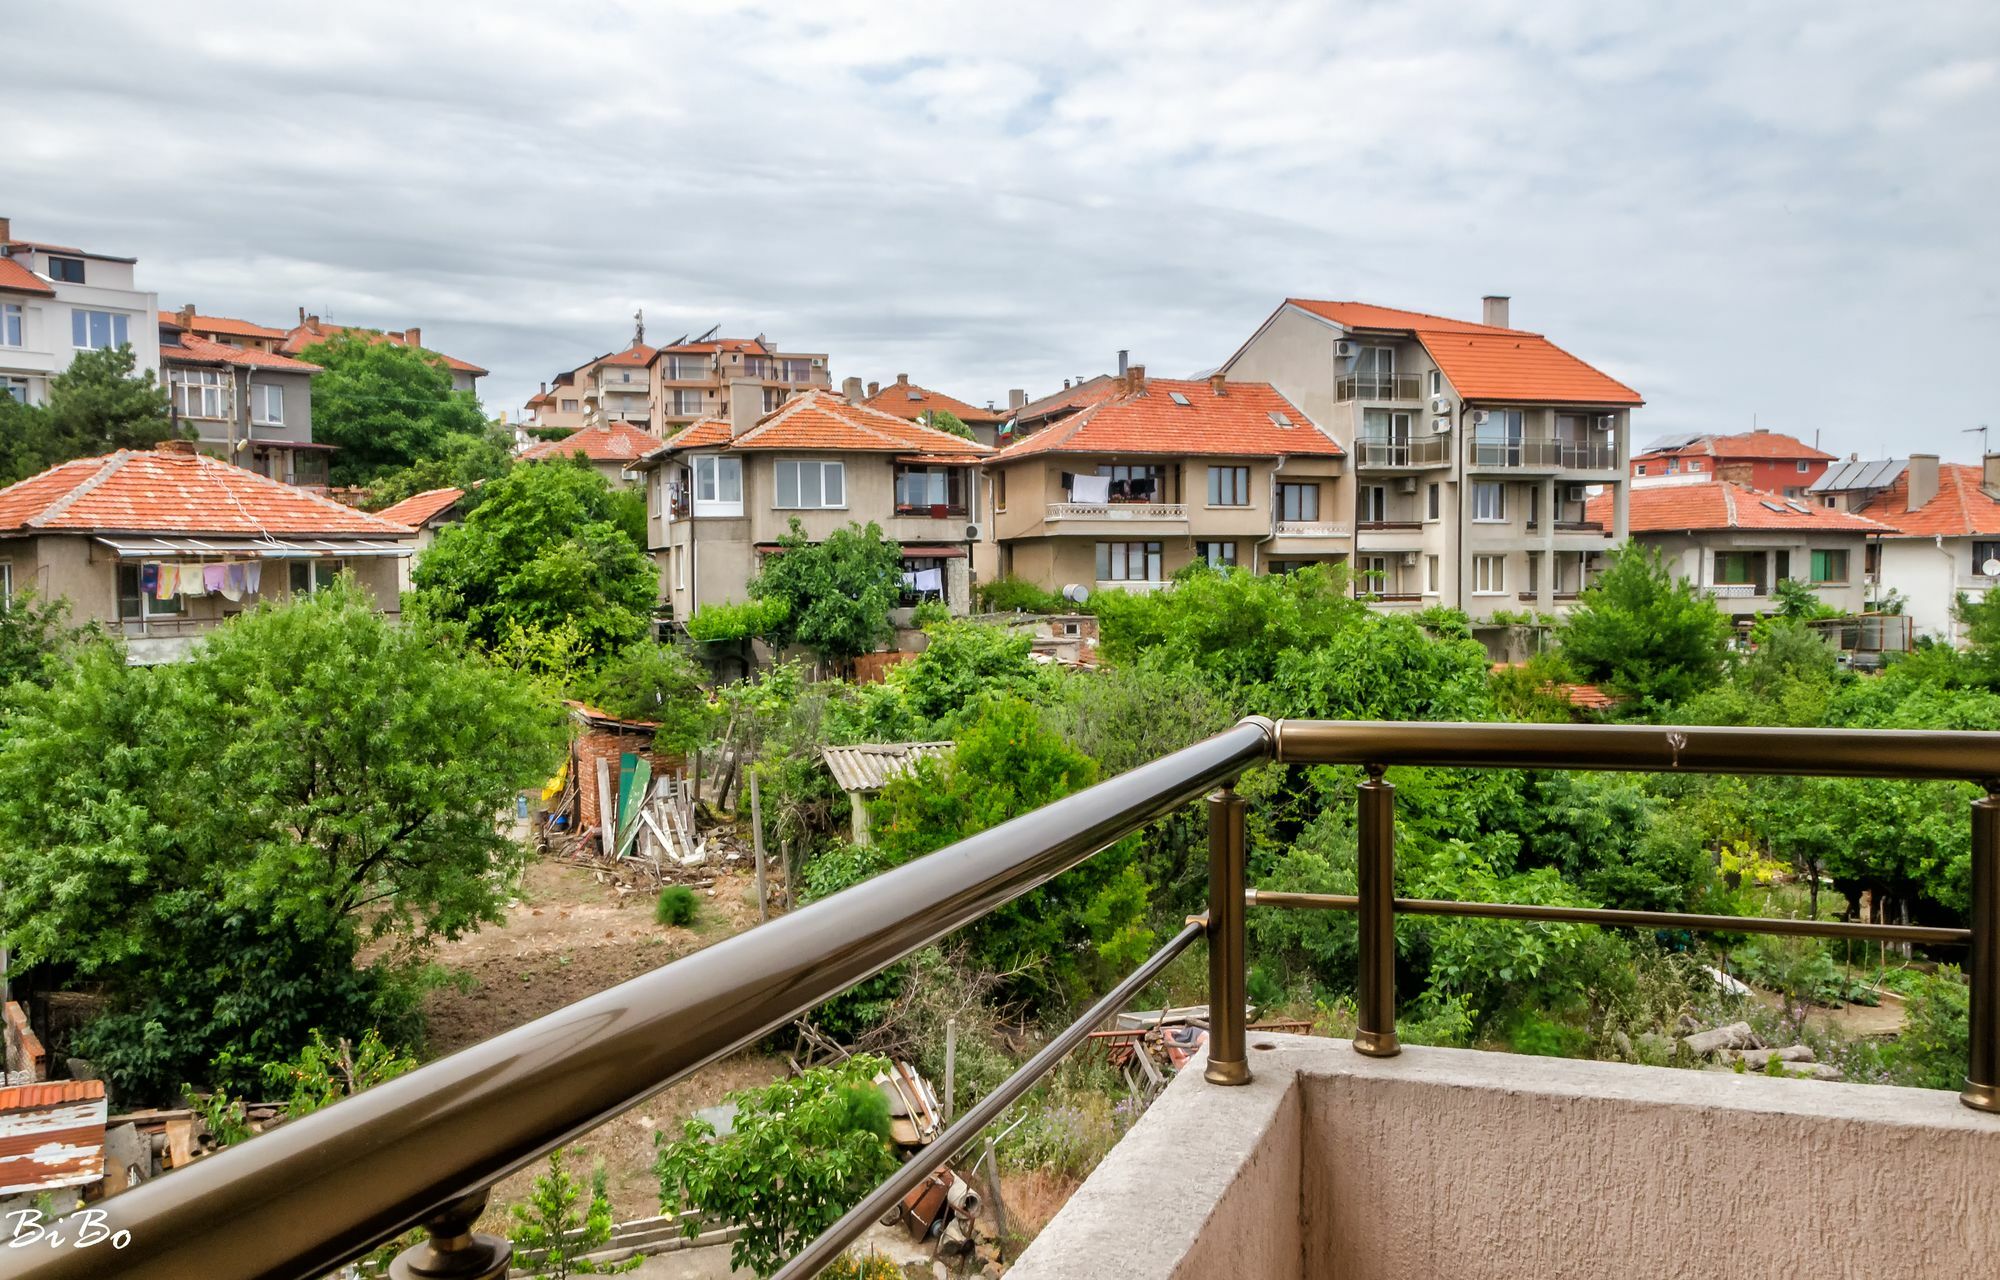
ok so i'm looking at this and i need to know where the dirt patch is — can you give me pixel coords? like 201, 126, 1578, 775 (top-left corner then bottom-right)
997, 1169, 1083, 1251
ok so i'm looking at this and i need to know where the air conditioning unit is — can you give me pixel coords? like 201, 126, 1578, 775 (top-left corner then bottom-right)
1470, 409, 1491, 426
1396, 476, 1419, 494
813, 358, 826, 367
1594, 414, 1616, 431
1400, 551, 1420, 567
964, 523, 984, 541
1430, 396, 1452, 415
1431, 417, 1452, 435
1565, 484, 1590, 502
1334, 340, 1358, 358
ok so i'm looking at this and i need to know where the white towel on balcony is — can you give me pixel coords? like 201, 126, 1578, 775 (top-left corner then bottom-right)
1071, 474, 1111, 504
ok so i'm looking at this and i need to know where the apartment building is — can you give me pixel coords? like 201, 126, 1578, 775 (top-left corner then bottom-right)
1632, 429, 1835, 497
1589, 480, 1891, 620
649, 333, 831, 434
1811, 454, 2000, 642
158, 312, 330, 488
985, 368, 1346, 594
1221, 296, 1641, 617
0, 217, 160, 406
280, 312, 487, 394
858, 374, 1009, 446
518, 420, 665, 489
632, 387, 991, 624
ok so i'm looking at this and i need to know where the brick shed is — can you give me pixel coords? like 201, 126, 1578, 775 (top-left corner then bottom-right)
565, 702, 686, 834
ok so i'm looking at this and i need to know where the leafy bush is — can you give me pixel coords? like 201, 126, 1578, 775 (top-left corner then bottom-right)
821, 1252, 903, 1280
908, 599, 952, 628
686, 598, 788, 645
509, 1148, 640, 1278
1559, 543, 1732, 712
584, 642, 718, 754
976, 576, 1068, 615
750, 519, 903, 661
654, 885, 700, 927
1884, 966, 1969, 1090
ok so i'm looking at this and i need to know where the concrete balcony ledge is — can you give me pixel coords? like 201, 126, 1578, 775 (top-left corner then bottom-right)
1009, 1036, 2000, 1280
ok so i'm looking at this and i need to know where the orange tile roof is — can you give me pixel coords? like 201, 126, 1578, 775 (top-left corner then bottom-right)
658, 392, 993, 456
863, 380, 1006, 425
372, 486, 465, 528
600, 343, 657, 368
159, 311, 288, 341
282, 322, 487, 376
1853, 463, 2000, 539
656, 337, 767, 357
1587, 480, 1895, 534
519, 420, 666, 464
1284, 298, 1642, 406
162, 333, 322, 373
0, 256, 54, 296
990, 377, 1340, 461
0, 1080, 106, 1108
1015, 374, 1122, 424
651, 417, 733, 455
1634, 431, 1834, 463
0, 447, 416, 536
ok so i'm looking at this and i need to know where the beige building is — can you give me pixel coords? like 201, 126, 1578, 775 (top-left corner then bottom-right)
985, 368, 1348, 594
158, 312, 331, 488
648, 333, 831, 434
1222, 297, 1641, 617
632, 387, 991, 625
0, 440, 413, 664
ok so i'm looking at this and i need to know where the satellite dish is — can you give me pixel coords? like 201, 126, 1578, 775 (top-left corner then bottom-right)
1061, 583, 1090, 604
1983, 558, 2000, 577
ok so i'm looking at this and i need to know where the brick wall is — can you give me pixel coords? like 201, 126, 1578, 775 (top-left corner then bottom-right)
572, 727, 684, 833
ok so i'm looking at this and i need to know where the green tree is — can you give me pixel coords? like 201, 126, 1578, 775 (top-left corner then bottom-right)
749, 519, 902, 662
300, 334, 492, 486
0, 591, 98, 707
511, 1149, 642, 1278
1558, 543, 1732, 711
260, 1028, 417, 1117
655, 1056, 898, 1278
583, 642, 718, 754
0, 584, 564, 1097
412, 459, 658, 665
924, 408, 974, 439
0, 346, 178, 484
366, 423, 516, 508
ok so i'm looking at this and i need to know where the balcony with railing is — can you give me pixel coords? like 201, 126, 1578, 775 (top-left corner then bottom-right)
1334, 372, 1423, 403
1466, 437, 1619, 471
1273, 520, 1350, 538
1353, 437, 1451, 469
30, 720, 2000, 1280
1045, 501, 1190, 532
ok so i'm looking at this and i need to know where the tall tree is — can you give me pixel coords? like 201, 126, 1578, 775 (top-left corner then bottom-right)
1558, 543, 1732, 711
300, 334, 492, 486
749, 519, 902, 662
365, 422, 516, 508
0, 346, 177, 484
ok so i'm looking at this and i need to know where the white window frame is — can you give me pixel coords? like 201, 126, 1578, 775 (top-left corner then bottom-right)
251, 383, 284, 426
1360, 485, 1388, 523
71, 309, 131, 351
0, 560, 11, 607
2, 376, 28, 404
1797, 460, 1811, 473
1473, 481, 1507, 523
1425, 554, 1440, 595
1429, 369, 1442, 396
668, 355, 709, 380
1426, 482, 1441, 522
1, 302, 21, 348
560, 398, 580, 412
175, 368, 228, 420
290, 559, 346, 596
1196, 540, 1238, 568
774, 459, 845, 510
1473, 554, 1506, 595
674, 389, 707, 415
691, 454, 743, 516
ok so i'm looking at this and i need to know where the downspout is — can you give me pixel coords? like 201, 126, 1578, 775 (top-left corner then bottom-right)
1454, 399, 1468, 612
1256, 453, 1288, 574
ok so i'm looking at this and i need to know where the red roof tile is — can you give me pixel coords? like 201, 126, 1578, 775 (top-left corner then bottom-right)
159, 311, 288, 342
1634, 431, 1835, 463
0, 447, 416, 536
0, 257, 54, 296
0, 1081, 105, 1108
1289, 299, 1521, 336
656, 337, 768, 357
600, 343, 656, 368
1854, 463, 2000, 539
661, 392, 993, 456
1015, 374, 1123, 425
652, 417, 733, 455
162, 333, 322, 374
372, 487, 464, 528
282, 322, 487, 376
519, 421, 666, 464
863, 380, 1006, 425
1587, 480, 1896, 534
990, 377, 1340, 461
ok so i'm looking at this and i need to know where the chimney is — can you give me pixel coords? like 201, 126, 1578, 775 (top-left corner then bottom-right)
155, 439, 199, 456
0, 217, 10, 244
841, 375, 864, 404
403, 326, 422, 348
1906, 453, 1939, 513
1008, 388, 1026, 410
1482, 295, 1510, 328
1062, 379, 1071, 390
1127, 364, 1147, 393
867, 381, 880, 398
1117, 349, 1129, 376
298, 306, 306, 324
728, 377, 762, 437
540, 381, 547, 394
177, 304, 195, 329
306, 314, 320, 331
1210, 372, 1226, 396
895, 373, 910, 386
1985, 454, 2000, 497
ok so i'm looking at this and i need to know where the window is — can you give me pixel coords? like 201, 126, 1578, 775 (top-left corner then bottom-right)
1089, 464, 1164, 502
47, 256, 85, 284
1636, 463, 1648, 475
1430, 370, 1442, 396
560, 398, 580, 412
763, 386, 787, 413
1714, 552, 1757, 585
668, 355, 709, 379
1425, 554, 1440, 594
118, 563, 184, 621
1096, 541, 1162, 582
1473, 481, 1507, 522
1810, 549, 1849, 584
71, 309, 130, 351
1473, 554, 1505, 594
2, 376, 28, 404
1687, 459, 1702, 472
1207, 465, 1250, 506
895, 465, 964, 513
1797, 460, 1811, 473
1359, 484, 1388, 523
1426, 482, 1440, 521
1666, 459, 1680, 474
673, 389, 707, 415
174, 369, 228, 419
290, 559, 344, 595
1784, 486, 1803, 500
0, 560, 10, 607
1196, 541, 1237, 568
251, 383, 284, 425
899, 556, 948, 606
992, 470, 1007, 512
1, 303, 20, 347
1276, 482, 1319, 522
692, 454, 743, 514
1974, 542, 2000, 575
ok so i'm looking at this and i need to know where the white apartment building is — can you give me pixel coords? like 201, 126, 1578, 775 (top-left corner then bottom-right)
1222, 297, 1641, 619
0, 217, 160, 406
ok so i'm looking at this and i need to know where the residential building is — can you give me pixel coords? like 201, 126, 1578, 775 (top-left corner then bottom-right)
858, 374, 1008, 446
1812, 454, 2000, 642
0, 217, 160, 406
632, 388, 991, 624
523, 366, 594, 434
0, 439, 413, 664
589, 341, 656, 427
1631, 429, 1835, 497
647, 333, 831, 434
1586, 480, 1892, 619
1008, 367, 1127, 439
1221, 296, 1641, 617
517, 420, 666, 489
158, 312, 330, 488
280, 312, 487, 394
984, 368, 1347, 594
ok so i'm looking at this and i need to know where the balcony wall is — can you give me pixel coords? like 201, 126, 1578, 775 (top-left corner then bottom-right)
1009, 1037, 2000, 1280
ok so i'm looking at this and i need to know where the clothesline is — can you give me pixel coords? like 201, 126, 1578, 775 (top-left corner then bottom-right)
139, 559, 265, 603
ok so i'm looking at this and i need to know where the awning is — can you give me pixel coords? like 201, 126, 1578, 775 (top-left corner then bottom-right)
93, 535, 413, 560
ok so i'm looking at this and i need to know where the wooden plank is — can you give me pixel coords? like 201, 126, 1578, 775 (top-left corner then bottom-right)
596, 758, 616, 857
163, 1116, 194, 1169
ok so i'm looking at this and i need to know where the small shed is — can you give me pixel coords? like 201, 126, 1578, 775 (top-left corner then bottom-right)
563, 702, 686, 840
820, 742, 952, 846
0, 1080, 106, 1196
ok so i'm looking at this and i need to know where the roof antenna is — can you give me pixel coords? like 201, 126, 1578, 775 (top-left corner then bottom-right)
1965, 425, 1990, 457
634, 307, 645, 345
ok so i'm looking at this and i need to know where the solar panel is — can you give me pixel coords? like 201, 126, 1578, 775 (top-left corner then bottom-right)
1641, 432, 1704, 453
1760, 500, 1787, 513
1170, 392, 1191, 406
1785, 500, 1810, 513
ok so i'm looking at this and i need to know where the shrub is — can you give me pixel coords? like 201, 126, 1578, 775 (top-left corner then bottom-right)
686, 598, 787, 645
908, 599, 952, 628
976, 576, 1068, 615
654, 885, 700, 927
508, 1148, 640, 1278
1885, 966, 1969, 1091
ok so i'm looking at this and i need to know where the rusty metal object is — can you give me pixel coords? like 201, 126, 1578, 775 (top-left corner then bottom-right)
1354, 766, 1400, 1058
1965, 790, 2000, 1113
0, 1080, 106, 1196
1204, 786, 1250, 1085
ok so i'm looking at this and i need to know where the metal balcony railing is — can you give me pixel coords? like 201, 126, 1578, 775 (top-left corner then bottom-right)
35, 720, 2000, 1280
1335, 372, 1423, 403
1353, 437, 1450, 468
1467, 438, 1618, 469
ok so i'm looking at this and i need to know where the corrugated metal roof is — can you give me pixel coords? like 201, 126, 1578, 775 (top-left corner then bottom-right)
820, 742, 953, 793
0, 1080, 107, 1194
1809, 459, 1905, 494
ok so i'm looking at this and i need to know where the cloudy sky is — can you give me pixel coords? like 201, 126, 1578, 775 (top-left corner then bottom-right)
6, 1, 1997, 457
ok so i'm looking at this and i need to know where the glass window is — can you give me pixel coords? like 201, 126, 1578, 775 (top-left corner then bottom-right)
0, 560, 11, 607
1810, 549, 1848, 583
1089, 464, 1163, 502
1276, 482, 1319, 522
674, 389, 707, 414
993, 469, 1007, 511
1429, 370, 1442, 396
692, 455, 742, 510
1425, 554, 1440, 594
668, 356, 709, 379
775, 460, 844, 509
1207, 465, 1250, 506
896, 466, 963, 512
1095, 541, 1162, 582
1426, 482, 1440, 521
1360, 485, 1388, 523
47, 256, 85, 283
1473, 554, 1505, 594
1, 303, 20, 347
1973, 542, 2000, 574
1196, 541, 1237, 568
1797, 460, 1811, 473
762, 386, 788, 413
71, 309, 130, 351
3, 376, 30, 404
290, 559, 344, 595
253, 384, 284, 424
175, 369, 227, 419
1473, 481, 1507, 521
1715, 552, 1756, 585
899, 555, 948, 606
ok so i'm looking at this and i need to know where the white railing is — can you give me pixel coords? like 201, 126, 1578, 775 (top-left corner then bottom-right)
1275, 521, 1350, 537
1047, 502, 1189, 522
1711, 584, 1761, 598
1096, 578, 1170, 593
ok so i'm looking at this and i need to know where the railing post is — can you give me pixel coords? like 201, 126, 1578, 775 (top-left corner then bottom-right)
1355, 764, 1400, 1057
1964, 787, 2000, 1113
1205, 785, 1250, 1085
388, 1189, 510, 1280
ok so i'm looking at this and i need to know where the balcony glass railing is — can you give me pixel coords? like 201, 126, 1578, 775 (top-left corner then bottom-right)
1335, 372, 1424, 403
1353, 437, 1450, 468
1466, 438, 1618, 469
